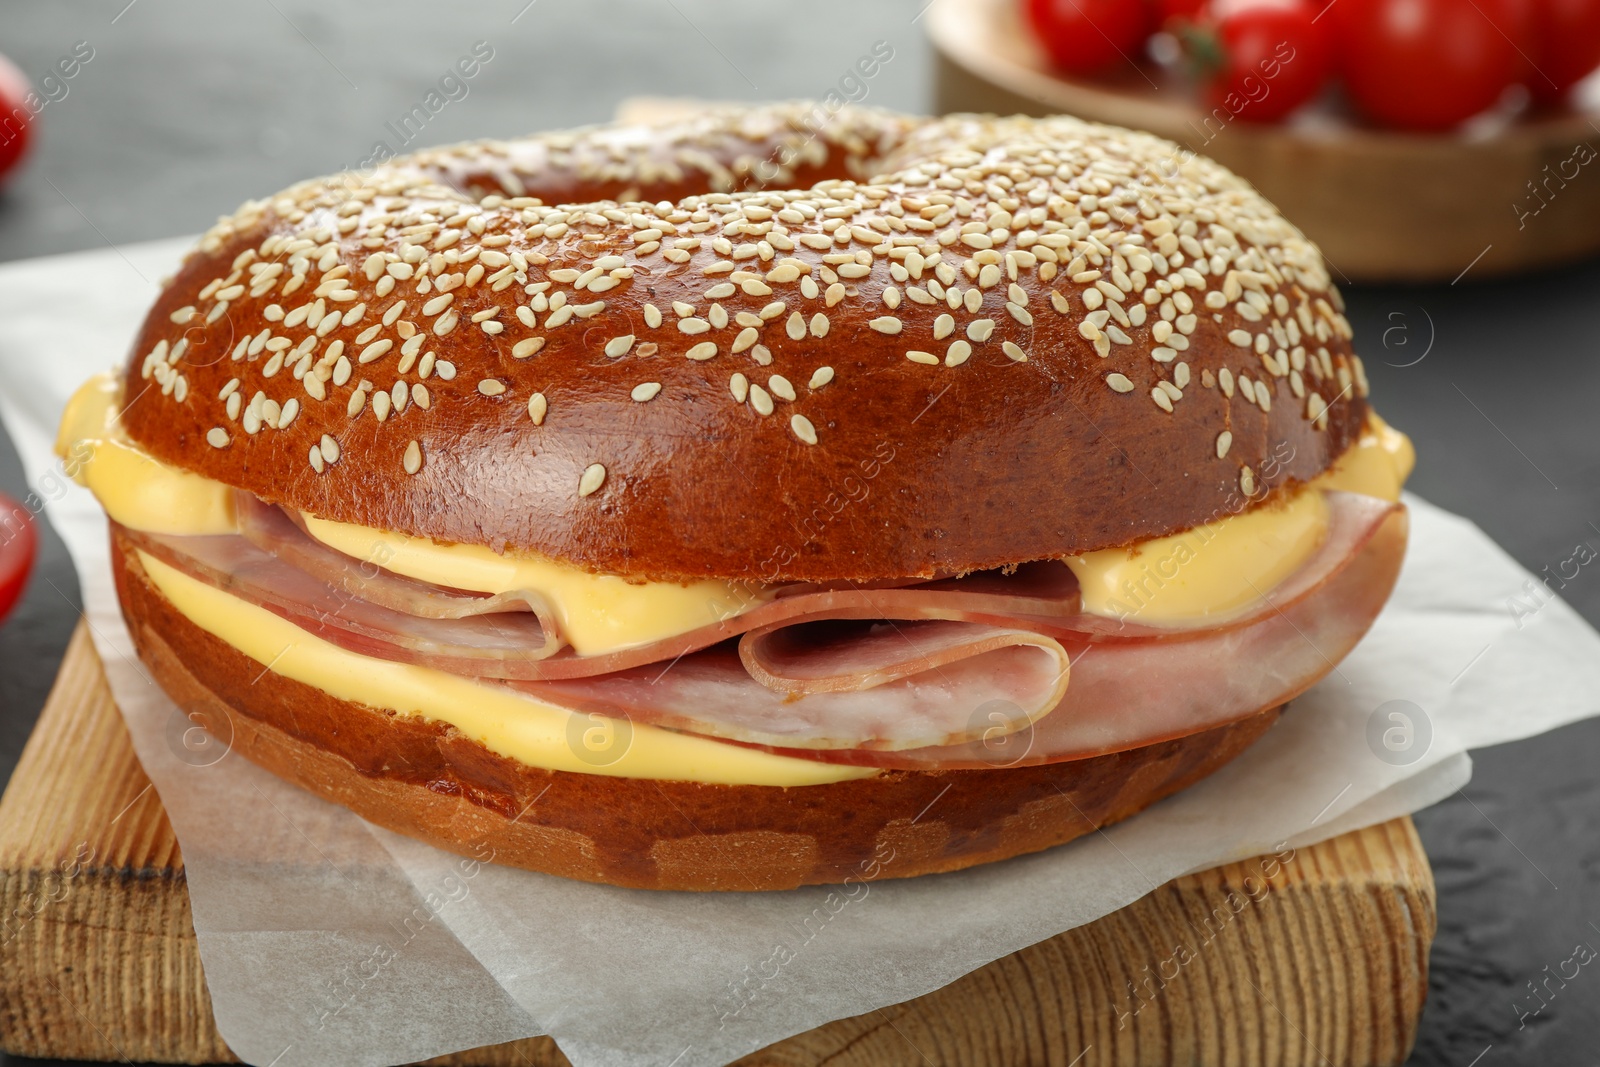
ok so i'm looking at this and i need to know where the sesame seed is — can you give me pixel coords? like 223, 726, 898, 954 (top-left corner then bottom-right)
945, 340, 972, 367
578, 463, 606, 497
686, 341, 718, 361
358, 340, 393, 364
791, 414, 818, 445
403, 440, 423, 475
512, 337, 545, 359
906, 350, 939, 365
678, 317, 710, 335
1002, 341, 1027, 362
479, 379, 506, 396
1152, 387, 1174, 413
1240, 466, 1257, 496
869, 316, 903, 335
769, 375, 796, 402
309, 444, 324, 474
808, 366, 834, 389
1228, 329, 1253, 347
644, 304, 663, 329
810, 313, 830, 338
730, 372, 750, 402
206, 427, 229, 448
347, 389, 366, 418
750, 384, 774, 416
631, 382, 662, 402
1106, 373, 1134, 393
605, 335, 635, 358
319, 434, 340, 464
1216, 431, 1233, 459
966, 318, 995, 342
412, 383, 431, 409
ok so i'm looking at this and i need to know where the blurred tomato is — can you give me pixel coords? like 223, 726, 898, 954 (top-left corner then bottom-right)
1158, 0, 1210, 21
1026, 0, 1157, 75
0, 494, 36, 624
0, 53, 31, 181
1185, 0, 1332, 121
1526, 0, 1600, 102
1333, 0, 1523, 129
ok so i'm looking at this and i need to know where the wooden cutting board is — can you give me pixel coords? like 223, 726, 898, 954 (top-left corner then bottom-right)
0, 623, 1435, 1066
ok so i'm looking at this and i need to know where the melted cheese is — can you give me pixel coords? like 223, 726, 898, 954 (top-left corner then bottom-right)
1065, 417, 1413, 624
137, 549, 872, 786
301, 515, 761, 657
56, 373, 237, 535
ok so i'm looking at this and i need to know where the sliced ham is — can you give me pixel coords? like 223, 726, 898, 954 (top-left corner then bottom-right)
228, 495, 1087, 681
747, 494, 1409, 769
512, 622, 1071, 751
123, 527, 565, 675
236, 494, 563, 622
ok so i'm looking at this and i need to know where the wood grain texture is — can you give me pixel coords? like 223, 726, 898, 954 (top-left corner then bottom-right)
926, 0, 1600, 284
0, 623, 1436, 1066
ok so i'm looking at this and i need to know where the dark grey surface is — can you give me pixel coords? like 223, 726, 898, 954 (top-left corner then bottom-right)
0, 3, 1595, 1064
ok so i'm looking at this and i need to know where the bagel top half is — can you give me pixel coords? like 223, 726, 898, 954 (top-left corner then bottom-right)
119, 103, 1368, 584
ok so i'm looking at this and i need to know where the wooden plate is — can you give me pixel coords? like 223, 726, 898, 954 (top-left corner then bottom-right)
926, 0, 1600, 283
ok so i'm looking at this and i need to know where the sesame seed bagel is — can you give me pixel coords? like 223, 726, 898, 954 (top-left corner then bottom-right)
112, 526, 1281, 890
120, 103, 1369, 583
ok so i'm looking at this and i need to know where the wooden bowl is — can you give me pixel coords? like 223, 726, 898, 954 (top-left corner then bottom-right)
926, 0, 1600, 284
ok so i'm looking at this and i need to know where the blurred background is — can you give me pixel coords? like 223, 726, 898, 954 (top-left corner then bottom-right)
1, 2, 1598, 1064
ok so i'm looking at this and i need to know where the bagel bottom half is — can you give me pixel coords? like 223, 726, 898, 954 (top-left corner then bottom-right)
112, 528, 1282, 891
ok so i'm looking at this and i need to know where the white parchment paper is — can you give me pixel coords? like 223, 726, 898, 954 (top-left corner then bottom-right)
3, 238, 1599, 1067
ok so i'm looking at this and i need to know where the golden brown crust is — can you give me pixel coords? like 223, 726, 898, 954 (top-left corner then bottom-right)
113, 526, 1282, 891
119, 103, 1368, 583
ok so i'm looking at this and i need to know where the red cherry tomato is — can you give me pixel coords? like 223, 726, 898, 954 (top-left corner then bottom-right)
1526, 0, 1600, 103
0, 53, 32, 182
1184, 0, 1332, 121
1332, 0, 1523, 130
0, 494, 37, 623
1026, 0, 1158, 76
1158, 0, 1210, 22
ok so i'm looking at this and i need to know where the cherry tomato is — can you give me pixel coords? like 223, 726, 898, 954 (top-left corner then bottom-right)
0, 53, 32, 182
1526, 0, 1600, 103
1026, 0, 1158, 76
0, 494, 37, 624
1332, 0, 1523, 130
1183, 0, 1332, 121
1158, 0, 1210, 22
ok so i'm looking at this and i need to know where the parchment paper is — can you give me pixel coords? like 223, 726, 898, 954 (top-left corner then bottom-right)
3, 238, 1598, 1067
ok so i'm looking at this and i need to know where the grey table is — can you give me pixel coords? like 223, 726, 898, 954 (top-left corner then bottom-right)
0, 3, 1595, 1064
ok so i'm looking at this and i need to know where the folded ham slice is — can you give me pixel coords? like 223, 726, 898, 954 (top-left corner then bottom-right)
752, 494, 1409, 769
124, 526, 565, 671
514, 622, 1071, 750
